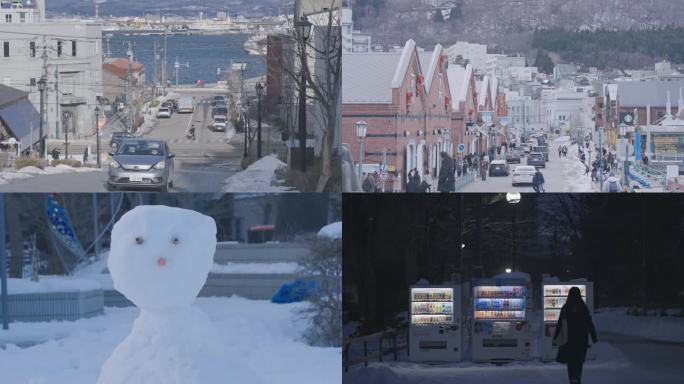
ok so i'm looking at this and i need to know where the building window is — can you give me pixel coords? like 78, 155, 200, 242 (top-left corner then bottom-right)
3, 42, 8, 58
19, 12, 25, 22
5, 14, 11, 23
72, 40, 77, 56
57, 40, 62, 57
29, 41, 35, 57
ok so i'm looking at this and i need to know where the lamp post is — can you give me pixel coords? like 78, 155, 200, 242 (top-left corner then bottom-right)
506, 192, 521, 271
243, 101, 249, 157
295, 15, 312, 172
62, 111, 70, 160
37, 76, 46, 158
355, 120, 368, 183
256, 82, 264, 159
95, 106, 101, 168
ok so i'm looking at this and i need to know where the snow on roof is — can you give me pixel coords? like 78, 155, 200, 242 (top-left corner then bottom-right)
342, 53, 402, 103
617, 80, 684, 107
447, 66, 467, 109
318, 221, 341, 239
420, 44, 443, 93
478, 76, 490, 107
391, 39, 417, 89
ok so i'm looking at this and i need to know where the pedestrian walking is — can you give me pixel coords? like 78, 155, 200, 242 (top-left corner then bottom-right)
373, 171, 382, 192
437, 152, 455, 193
406, 170, 417, 193
83, 147, 89, 164
462, 162, 468, 176
362, 173, 374, 193
532, 168, 545, 193
562, 145, 568, 157
558, 145, 563, 158
602, 172, 622, 193
554, 287, 598, 384
643, 154, 649, 166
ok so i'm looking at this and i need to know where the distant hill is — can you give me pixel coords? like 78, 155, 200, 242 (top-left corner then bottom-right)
353, 0, 684, 57
47, 0, 292, 18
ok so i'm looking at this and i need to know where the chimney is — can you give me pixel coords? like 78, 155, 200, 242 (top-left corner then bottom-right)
36, 0, 46, 21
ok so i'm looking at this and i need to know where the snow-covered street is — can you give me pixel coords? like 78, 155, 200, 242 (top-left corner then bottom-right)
0, 297, 341, 384
344, 333, 682, 384
460, 137, 596, 192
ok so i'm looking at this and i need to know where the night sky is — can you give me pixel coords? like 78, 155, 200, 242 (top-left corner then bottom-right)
343, 193, 684, 334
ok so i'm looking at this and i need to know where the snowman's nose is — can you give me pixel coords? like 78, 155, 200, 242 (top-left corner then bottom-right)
157, 257, 167, 267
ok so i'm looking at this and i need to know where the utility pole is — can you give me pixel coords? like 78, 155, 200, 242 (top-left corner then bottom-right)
39, 36, 48, 159
153, 40, 158, 98
126, 41, 134, 132
162, 30, 168, 95
54, 65, 60, 141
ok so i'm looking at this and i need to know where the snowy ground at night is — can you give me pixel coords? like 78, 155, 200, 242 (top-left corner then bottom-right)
344, 309, 684, 384
0, 297, 341, 384
460, 136, 598, 193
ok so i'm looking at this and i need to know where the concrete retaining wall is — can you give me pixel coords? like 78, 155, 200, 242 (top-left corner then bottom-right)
200, 272, 300, 300
214, 243, 311, 264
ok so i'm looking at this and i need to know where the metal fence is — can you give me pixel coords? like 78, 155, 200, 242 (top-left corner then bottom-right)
454, 172, 475, 192
0, 150, 16, 168
343, 328, 408, 372
0, 290, 104, 322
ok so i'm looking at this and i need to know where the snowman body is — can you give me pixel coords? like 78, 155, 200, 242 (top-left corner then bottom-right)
97, 206, 260, 384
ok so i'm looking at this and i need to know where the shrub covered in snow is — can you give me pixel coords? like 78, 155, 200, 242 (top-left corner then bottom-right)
298, 233, 342, 347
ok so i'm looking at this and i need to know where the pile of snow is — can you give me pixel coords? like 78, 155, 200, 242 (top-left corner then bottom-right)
594, 308, 684, 343
6, 276, 102, 294
211, 262, 300, 274
0, 172, 32, 180
318, 221, 342, 239
16, 165, 46, 175
0, 297, 341, 384
222, 154, 294, 192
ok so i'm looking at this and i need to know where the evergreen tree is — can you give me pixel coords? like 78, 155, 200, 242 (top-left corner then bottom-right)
534, 49, 555, 74
433, 9, 444, 23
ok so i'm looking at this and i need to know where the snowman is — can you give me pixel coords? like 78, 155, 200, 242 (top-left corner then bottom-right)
97, 206, 262, 384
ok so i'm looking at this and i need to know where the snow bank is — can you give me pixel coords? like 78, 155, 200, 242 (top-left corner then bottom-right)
42, 165, 77, 174
594, 308, 684, 343
0, 172, 32, 180
0, 297, 341, 384
318, 221, 342, 239
6, 276, 102, 294
211, 262, 300, 274
222, 154, 295, 192
16, 166, 46, 175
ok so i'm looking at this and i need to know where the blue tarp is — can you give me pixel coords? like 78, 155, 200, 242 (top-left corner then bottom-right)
0, 99, 41, 148
271, 279, 320, 304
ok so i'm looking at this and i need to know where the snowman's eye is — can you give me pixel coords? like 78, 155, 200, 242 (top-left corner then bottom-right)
171, 236, 180, 245
135, 237, 144, 245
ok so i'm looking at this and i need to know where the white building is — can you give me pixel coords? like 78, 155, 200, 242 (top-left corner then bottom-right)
542, 85, 596, 136
0, 0, 102, 144
506, 90, 545, 136
341, 7, 371, 53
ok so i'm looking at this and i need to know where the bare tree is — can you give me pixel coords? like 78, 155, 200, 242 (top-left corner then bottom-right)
281, 3, 342, 191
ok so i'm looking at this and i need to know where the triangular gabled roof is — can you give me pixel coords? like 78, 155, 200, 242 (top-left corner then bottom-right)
391, 39, 418, 89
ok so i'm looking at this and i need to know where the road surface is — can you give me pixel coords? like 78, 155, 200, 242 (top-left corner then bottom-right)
0, 90, 283, 192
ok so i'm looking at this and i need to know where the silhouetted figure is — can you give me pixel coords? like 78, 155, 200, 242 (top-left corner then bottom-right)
554, 287, 598, 384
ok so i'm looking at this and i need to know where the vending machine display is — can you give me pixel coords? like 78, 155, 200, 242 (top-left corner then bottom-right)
409, 286, 462, 362
541, 281, 594, 361
471, 276, 533, 362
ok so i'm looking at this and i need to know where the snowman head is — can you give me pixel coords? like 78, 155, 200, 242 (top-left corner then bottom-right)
108, 205, 217, 311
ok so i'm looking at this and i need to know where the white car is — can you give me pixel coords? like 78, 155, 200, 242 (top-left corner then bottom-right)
512, 165, 536, 186
156, 107, 171, 118
212, 116, 227, 131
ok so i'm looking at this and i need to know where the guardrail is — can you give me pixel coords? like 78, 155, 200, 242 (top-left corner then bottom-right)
343, 328, 408, 372
0, 290, 104, 322
454, 172, 475, 192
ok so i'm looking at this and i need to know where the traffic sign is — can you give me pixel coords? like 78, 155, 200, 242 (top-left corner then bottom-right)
380, 163, 388, 173
457, 143, 465, 153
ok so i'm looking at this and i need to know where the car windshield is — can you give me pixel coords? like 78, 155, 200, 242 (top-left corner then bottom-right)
215, 117, 226, 122
116, 141, 165, 156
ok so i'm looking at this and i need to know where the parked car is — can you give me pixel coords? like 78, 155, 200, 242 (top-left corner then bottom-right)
512, 165, 536, 186
108, 139, 175, 192
156, 107, 172, 118
489, 159, 510, 176
518, 143, 531, 155
527, 152, 546, 168
506, 150, 521, 164
533, 145, 549, 161
109, 131, 136, 148
211, 115, 227, 131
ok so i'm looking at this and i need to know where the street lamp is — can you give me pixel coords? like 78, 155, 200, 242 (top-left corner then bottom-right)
256, 82, 264, 159
295, 15, 312, 172
95, 106, 101, 168
505, 268, 512, 274
37, 76, 46, 158
355, 120, 368, 182
506, 193, 521, 271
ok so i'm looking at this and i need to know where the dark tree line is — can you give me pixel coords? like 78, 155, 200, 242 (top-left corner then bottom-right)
532, 27, 684, 69
343, 194, 684, 335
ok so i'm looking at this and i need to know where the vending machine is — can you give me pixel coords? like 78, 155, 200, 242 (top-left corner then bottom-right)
541, 280, 595, 361
471, 274, 533, 362
409, 285, 462, 362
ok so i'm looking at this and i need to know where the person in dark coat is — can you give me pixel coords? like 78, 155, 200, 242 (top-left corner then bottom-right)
554, 287, 598, 384
437, 152, 455, 193
406, 170, 416, 193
